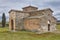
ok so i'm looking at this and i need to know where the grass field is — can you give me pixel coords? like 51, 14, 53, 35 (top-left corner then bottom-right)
0, 25, 60, 40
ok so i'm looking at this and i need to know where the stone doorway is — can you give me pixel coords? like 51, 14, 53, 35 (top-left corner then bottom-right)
48, 20, 51, 31
48, 24, 50, 31
11, 20, 14, 30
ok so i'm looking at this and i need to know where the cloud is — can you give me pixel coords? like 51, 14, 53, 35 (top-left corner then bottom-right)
0, 0, 60, 21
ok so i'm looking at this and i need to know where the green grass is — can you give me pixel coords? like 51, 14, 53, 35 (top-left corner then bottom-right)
56, 24, 60, 30
0, 25, 60, 40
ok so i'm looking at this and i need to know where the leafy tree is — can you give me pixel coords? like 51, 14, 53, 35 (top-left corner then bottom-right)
2, 13, 6, 27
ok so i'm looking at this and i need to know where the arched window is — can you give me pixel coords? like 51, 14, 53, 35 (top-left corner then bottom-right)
48, 20, 51, 24
48, 20, 51, 31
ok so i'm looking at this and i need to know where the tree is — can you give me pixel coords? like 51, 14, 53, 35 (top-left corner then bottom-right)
2, 13, 6, 27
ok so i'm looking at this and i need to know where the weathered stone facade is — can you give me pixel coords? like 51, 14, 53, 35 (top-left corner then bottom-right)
9, 6, 57, 32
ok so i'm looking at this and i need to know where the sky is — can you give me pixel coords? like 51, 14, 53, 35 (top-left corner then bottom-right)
0, 0, 60, 21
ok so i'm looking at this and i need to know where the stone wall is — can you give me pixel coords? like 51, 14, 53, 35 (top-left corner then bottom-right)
9, 7, 56, 32
15, 12, 30, 30
9, 11, 16, 31
24, 18, 41, 32
29, 11, 44, 16
23, 6, 38, 12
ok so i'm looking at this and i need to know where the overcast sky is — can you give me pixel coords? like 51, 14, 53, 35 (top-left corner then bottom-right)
0, 0, 60, 21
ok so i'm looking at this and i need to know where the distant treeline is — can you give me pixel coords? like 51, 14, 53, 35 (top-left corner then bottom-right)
57, 22, 60, 25
57, 20, 60, 25
0, 22, 9, 27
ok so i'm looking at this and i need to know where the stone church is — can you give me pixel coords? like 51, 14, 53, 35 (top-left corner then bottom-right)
9, 5, 57, 32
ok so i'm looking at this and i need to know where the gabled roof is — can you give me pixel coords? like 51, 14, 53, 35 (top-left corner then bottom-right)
52, 16, 57, 20
9, 8, 53, 13
22, 5, 38, 9
28, 8, 53, 13
39, 8, 53, 13
46, 8, 53, 12
9, 9, 22, 13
